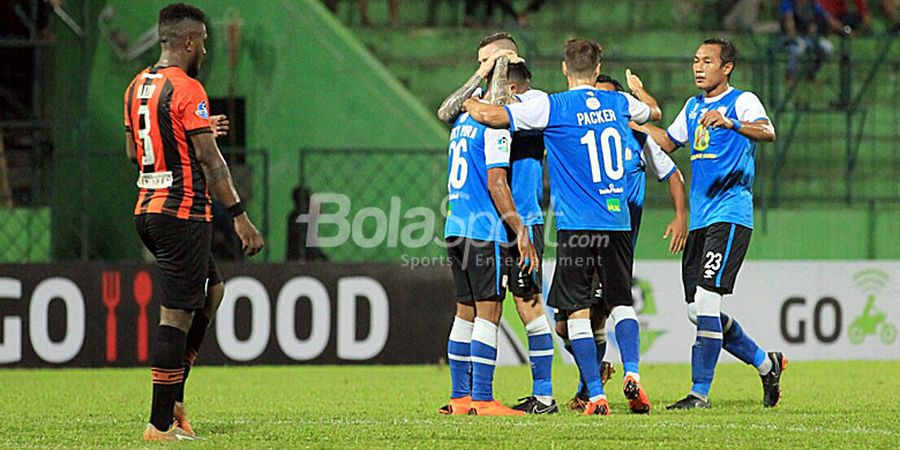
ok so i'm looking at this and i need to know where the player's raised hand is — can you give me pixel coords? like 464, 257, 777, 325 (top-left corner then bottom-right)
663, 213, 688, 253
234, 213, 264, 257
210, 114, 230, 137
517, 232, 540, 275
477, 49, 523, 78
699, 110, 732, 129
625, 68, 644, 92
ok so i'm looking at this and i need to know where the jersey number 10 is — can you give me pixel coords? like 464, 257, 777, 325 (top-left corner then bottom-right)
580, 128, 624, 183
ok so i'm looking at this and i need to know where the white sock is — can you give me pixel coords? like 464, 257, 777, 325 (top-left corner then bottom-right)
449, 316, 474, 342
524, 316, 552, 336
757, 356, 773, 375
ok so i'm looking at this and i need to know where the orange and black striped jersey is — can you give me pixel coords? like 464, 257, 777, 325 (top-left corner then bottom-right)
124, 66, 212, 222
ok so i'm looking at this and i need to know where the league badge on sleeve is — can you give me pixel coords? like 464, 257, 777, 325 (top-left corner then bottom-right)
196, 101, 210, 120
498, 136, 510, 153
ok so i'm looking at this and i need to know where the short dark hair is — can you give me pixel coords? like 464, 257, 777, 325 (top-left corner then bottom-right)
479, 32, 517, 50
701, 37, 737, 69
158, 3, 206, 43
595, 74, 624, 91
508, 62, 532, 84
564, 38, 602, 78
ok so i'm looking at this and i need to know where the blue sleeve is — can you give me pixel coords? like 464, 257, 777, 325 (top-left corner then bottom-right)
813, 1, 827, 18
779, 0, 793, 14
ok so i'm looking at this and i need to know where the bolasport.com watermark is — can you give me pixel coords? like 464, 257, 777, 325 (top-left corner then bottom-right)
296, 193, 615, 269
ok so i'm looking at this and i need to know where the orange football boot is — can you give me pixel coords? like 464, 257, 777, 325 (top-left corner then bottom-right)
623, 375, 651, 414
173, 401, 196, 437
438, 396, 472, 415
582, 398, 610, 416
468, 400, 526, 416
143, 423, 194, 441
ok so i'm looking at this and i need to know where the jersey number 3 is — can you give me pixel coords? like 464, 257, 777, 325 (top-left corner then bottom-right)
580, 129, 624, 183
137, 104, 155, 166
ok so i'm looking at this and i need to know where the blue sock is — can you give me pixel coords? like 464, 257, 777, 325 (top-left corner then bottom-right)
721, 313, 762, 366
470, 318, 498, 402
691, 288, 723, 398
447, 317, 473, 399
525, 317, 554, 397
611, 306, 640, 377
563, 341, 587, 397
568, 318, 605, 400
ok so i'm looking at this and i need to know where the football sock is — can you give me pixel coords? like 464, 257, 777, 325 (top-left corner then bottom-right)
689, 304, 764, 368
175, 313, 210, 403
525, 316, 554, 398
755, 350, 773, 375
568, 318, 605, 402
563, 339, 588, 397
149, 325, 187, 431
690, 287, 723, 399
721, 312, 769, 373
610, 305, 640, 378
470, 318, 499, 402
595, 329, 608, 384
447, 316, 474, 399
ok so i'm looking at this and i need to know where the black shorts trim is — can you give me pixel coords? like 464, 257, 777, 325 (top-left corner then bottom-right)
135, 213, 213, 310
682, 222, 752, 302
446, 237, 509, 303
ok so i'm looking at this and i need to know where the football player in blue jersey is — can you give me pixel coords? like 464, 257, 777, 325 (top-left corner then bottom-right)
439, 55, 539, 417
438, 33, 560, 415
639, 38, 787, 410
561, 73, 689, 413
464, 38, 657, 416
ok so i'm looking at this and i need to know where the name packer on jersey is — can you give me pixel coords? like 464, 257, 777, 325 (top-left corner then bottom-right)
444, 112, 512, 242
503, 86, 651, 231
666, 87, 770, 230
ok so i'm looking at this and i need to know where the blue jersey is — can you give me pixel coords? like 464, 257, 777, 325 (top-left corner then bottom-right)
510, 132, 544, 226
667, 87, 771, 230
505, 86, 652, 231
509, 90, 548, 227
444, 112, 512, 241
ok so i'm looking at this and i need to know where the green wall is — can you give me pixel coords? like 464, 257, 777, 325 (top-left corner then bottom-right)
50, 0, 446, 261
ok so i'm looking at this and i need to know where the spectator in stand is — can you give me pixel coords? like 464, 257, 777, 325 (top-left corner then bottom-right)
464, 0, 518, 28
323, 0, 399, 27
819, 0, 873, 33
516, 0, 547, 27
780, 0, 846, 84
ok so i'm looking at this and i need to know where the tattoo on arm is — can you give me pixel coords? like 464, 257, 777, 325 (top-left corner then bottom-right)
437, 73, 482, 123
486, 56, 512, 106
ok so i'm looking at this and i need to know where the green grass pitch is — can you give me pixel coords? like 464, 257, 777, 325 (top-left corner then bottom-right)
1, 361, 898, 448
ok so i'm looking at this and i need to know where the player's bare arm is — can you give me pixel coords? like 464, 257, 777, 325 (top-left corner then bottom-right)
634, 122, 678, 153
125, 133, 137, 165
487, 167, 538, 274
436, 49, 518, 123
662, 169, 688, 253
462, 98, 510, 128
191, 132, 265, 256
625, 69, 662, 121
699, 111, 776, 143
485, 56, 513, 105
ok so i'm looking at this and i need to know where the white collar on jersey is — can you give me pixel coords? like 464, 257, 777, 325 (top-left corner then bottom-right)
570, 85, 595, 91
703, 85, 734, 103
